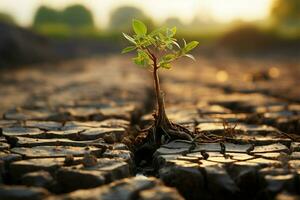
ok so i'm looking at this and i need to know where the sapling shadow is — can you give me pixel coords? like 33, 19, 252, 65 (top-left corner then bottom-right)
122, 19, 199, 148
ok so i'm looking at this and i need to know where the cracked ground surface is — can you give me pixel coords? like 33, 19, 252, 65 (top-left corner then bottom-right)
0, 55, 300, 200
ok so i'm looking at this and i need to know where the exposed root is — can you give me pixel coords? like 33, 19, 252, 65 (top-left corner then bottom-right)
275, 130, 300, 142
151, 92, 194, 146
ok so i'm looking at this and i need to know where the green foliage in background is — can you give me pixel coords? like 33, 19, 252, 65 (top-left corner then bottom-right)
33, 6, 60, 27
109, 6, 154, 32
33, 4, 95, 38
0, 12, 15, 24
27, 1, 299, 46
271, 0, 300, 36
122, 19, 199, 69
61, 5, 94, 28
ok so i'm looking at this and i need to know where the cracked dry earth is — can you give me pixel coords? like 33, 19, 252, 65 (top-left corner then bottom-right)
0, 55, 300, 200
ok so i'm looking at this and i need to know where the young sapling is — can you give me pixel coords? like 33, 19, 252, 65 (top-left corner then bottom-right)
122, 19, 199, 146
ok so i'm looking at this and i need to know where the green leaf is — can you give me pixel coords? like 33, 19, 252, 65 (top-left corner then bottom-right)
162, 54, 176, 62
132, 49, 151, 67
166, 27, 176, 37
133, 57, 150, 67
184, 41, 199, 53
158, 33, 165, 41
122, 33, 136, 44
122, 46, 136, 54
172, 41, 180, 49
183, 38, 187, 47
132, 19, 147, 35
184, 54, 196, 61
133, 57, 143, 65
160, 62, 171, 69
149, 27, 166, 37
167, 43, 173, 49
171, 27, 177, 36
137, 49, 148, 58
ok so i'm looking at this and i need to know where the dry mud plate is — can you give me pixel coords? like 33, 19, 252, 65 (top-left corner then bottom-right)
0, 55, 300, 200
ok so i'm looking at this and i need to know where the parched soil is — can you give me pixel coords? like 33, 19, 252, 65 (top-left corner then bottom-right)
0, 54, 300, 200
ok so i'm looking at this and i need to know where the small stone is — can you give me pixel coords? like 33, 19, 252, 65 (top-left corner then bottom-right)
82, 153, 98, 167
103, 134, 116, 144
64, 154, 74, 166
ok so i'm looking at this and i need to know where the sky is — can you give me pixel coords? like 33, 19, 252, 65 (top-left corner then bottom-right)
0, 0, 274, 28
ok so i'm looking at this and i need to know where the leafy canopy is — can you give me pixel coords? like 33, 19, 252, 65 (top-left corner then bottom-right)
122, 19, 199, 69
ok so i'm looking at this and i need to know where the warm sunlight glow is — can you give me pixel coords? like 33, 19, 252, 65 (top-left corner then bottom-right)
0, 0, 274, 27
207, 0, 273, 22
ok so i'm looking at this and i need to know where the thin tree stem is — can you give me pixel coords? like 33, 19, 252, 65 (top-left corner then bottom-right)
147, 48, 171, 133
152, 56, 161, 118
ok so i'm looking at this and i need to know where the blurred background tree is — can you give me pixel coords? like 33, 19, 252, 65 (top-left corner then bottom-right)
1, 0, 300, 67
33, 6, 60, 27
0, 12, 15, 24
108, 6, 154, 32
270, 0, 300, 36
32, 4, 96, 38
62, 5, 94, 29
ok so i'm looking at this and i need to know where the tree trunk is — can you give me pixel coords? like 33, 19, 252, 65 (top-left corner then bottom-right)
153, 65, 172, 128
148, 51, 192, 145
